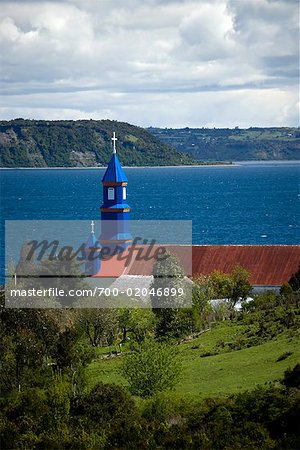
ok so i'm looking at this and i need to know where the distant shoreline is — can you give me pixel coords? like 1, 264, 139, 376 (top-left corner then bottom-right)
0, 163, 237, 169
1, 160, 299, 170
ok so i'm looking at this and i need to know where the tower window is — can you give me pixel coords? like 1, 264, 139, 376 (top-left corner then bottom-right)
108, 187, 115, 200
123, 186, 127, 200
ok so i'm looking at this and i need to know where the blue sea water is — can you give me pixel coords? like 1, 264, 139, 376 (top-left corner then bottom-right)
0, 161, 299, 278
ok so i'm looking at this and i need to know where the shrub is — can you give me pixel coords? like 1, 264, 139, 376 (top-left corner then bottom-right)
120, 338, 182, 397
74, 383, 142, 449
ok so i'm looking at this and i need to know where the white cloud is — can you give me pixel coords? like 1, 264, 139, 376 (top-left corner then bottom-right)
177, 2, 237, 60
0, 0, 298, 127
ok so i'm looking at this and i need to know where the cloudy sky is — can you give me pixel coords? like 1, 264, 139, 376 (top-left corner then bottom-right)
0, 0, 298, 127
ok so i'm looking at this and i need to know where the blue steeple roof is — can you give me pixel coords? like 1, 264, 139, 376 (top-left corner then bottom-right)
85, 221, 101, 276
102, 153, 128, 183
85, 230, 98, 249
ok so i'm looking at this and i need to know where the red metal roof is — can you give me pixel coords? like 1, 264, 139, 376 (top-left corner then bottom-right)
95, 245, 300, 286
190, 245, 300, 285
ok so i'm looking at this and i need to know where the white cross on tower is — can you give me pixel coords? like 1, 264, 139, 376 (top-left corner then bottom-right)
111, 132, 117, 154
91, 220, 95, 234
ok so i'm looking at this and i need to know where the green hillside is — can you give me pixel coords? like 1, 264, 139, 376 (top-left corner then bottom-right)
85, 324, 300, 400
149, 126, 300, 161
0, 119, 196, 167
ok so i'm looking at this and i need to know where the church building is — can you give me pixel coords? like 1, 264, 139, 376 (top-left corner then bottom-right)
85, 134, 300, 292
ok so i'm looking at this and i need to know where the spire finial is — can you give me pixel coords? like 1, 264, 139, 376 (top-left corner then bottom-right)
111, 132, 117, 154
91, 220, 95, 234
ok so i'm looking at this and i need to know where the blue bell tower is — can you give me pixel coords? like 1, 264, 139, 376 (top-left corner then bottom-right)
100, 133, 132, 254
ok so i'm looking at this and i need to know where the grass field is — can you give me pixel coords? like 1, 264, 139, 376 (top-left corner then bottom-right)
228, 129, 296, 141
85, 323, 300, 400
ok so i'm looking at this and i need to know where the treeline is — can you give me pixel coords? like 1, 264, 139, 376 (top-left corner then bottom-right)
1, 368, 300, 449
149, 126, 300, 161
0, 119, 196, 167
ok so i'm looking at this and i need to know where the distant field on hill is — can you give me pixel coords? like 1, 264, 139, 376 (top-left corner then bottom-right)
148, 127, 300, 161
85, 323, 300, 400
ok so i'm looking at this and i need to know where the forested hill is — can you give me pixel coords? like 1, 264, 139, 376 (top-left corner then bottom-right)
148, 127, 300, 161
0, 119, 196, 167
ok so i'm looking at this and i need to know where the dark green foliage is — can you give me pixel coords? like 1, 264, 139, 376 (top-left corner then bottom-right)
0, 302, 65, 392
154, 308, 196, 340
280, 283, 294, 297
242, 290, 300, 346
149, 126, 300, 161
137, 382, 300, 449
282, 364, 300, 389
0, 119, 195, 167
53, 327, 94, 370
0, 381, 72, 450
75, 382, 136, 425
186, 386, 300, 449
289, 264, 300, 292
72, 383, 144, 449
0, 291, 93, 398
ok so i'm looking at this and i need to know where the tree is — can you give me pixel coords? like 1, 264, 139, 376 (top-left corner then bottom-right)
76, 308, 119, 347
192, 275, 214, 329
230, 265, 252, 306
0, 291, 92, 396
118, 308, 156, 343
151, 251, 191, 338
280, 283, 294, 298
210, 271, 233, 301
0, 292, 70, 392
120, 338, 182, 397
211, 265, 252, 307
151, 251, 187, 309
36, 257, 87, 307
